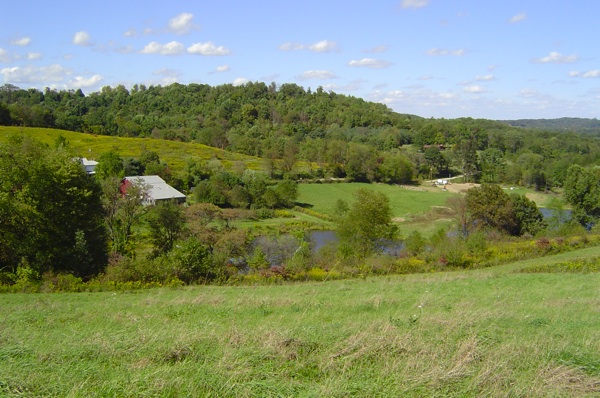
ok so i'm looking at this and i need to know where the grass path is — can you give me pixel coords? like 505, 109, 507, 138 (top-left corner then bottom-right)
1, 247, 599, 397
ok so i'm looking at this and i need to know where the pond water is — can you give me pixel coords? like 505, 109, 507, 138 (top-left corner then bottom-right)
309, 230, 404, 255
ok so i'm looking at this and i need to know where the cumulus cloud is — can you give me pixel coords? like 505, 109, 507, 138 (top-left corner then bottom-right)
279, 40, 338, 53
28, 52, 42, 60
348, 58, 392, 69
141, 41, 184, 55
309, 40, 338, 52
297, 70, 336, 80
67, 74, 103, 89
233, 77, 249, 86
168, 13, 198, 34
187, 42, 231, 56
509, 13, 527, 23
463, 85, 486, 94
73, 31, 92, 46
11, 36, 31, 46
401, 0, 429, 9
532, 51, 579, 64
216, 65, 230, 72
570, 70, 600, 78
1, 64, 71, 83
426, 48, 466, 56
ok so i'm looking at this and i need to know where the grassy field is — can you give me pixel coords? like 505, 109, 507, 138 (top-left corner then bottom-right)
298, 182, 455, 218
2, 248, 599, 397
0, 126, 263, 173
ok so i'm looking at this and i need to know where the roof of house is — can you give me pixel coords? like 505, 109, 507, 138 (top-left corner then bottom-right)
123, 175, 186, 201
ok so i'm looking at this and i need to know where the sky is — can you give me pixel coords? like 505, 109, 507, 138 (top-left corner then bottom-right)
1, 0, 599, 120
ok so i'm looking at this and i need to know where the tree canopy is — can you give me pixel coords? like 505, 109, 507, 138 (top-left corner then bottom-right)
0, 135, 107, 277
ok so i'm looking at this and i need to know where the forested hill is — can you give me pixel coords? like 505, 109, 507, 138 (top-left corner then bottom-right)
499, 117, 600, 134
0, 82, 419, 144
0, 81, 515, 153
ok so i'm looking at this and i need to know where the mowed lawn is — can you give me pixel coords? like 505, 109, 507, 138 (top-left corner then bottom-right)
2, 248, 599, 397
298, 182, 456, 219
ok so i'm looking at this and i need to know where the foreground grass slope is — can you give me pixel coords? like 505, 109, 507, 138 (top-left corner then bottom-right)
0, 126, 263, 173
2, 248, 599, 397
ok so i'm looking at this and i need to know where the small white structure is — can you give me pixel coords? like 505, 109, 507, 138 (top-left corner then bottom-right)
121, 175, 186, 205
79, 158, 99, 175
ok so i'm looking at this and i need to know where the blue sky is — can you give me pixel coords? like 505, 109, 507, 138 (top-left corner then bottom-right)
1, 0, 598, 119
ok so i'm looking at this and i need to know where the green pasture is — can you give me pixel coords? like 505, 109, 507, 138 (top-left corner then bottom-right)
0, 126, 263, 174
298, 182, 456, 218
2, 247, 599, 397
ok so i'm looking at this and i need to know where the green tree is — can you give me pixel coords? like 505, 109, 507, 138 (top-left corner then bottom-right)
102, 177, 147, 255
479, 148, 505, 183
336, 189, 398, 257
465, 184, 545, 236
95, 151, 124, 180
0, 136, 108, 278
563, 165, 600, 227
147, 200, 186, 256
510, 193, 546, 236
465, 184, 517, 235
453, 138, 479, 183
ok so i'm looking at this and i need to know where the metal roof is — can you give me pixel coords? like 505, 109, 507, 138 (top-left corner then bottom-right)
123, 175, 186, 202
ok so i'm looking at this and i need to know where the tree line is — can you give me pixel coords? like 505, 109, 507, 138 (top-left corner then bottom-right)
2, 82, 600, 190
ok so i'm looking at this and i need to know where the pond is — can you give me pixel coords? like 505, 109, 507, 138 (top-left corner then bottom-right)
309, 230, 404, 255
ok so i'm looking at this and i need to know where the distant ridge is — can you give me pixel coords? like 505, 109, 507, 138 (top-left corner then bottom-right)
498, 117, 600, 134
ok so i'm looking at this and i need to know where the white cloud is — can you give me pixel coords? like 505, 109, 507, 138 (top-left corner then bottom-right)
475, 74, 495, 81
297, 70, 336, 80
73, 31, 92, 46
187, 42, 231, 56
216, 65, 230, 72
67, 74, 103, 89
1, 64, 71, 83
426, 48, 466, 56
168, 13, 198, 35
279, 42, 304, 51
463, 85, 486, 94
372, 87, 457, 110
141, 41, 184, 55
309, 40, 338, 53
509, 13, 527, 23
280, 40, 338, 53
233, 77, 249, 86
570, 70, 600, 78
11, 36, 31, 46
348, 58, 392, 69
321, 81, 364, 92
401, 0, 429, 9
27, 52, 42, 60
532, 51, 579, 64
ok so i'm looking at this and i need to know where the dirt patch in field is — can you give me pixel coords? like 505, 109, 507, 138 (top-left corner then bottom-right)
431, 182, 479, 194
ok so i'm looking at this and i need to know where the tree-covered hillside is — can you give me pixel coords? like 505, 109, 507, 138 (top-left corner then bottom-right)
1, 82, 600, 189
499, 117, 600, 134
